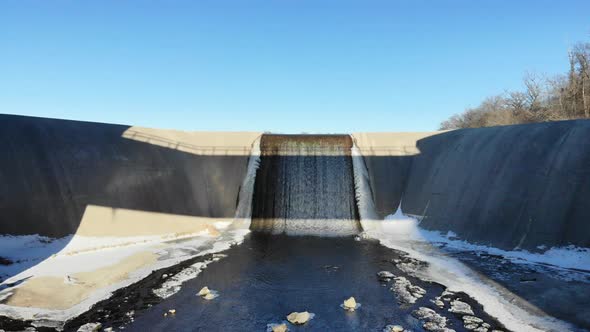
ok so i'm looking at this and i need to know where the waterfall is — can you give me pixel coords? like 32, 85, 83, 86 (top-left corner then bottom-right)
250, 134, 362, 236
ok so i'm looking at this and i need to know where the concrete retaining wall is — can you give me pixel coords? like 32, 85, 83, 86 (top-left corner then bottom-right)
0, 114, 260, 237
355, 120, 590, 250
352, 132, 438, 219
3, 115, 588, 250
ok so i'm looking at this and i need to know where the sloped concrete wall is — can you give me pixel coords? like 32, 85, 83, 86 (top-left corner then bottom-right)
4, 114, 589, 250
0, 114, 260, 237
352, 132, 439, 218
356, 120, 590, 250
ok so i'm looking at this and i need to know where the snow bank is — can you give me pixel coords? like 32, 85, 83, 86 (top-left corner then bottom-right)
381, 207, 590, 272
416, 229, 590, 271
362, 204, 581, 332
0, 235, 72, 282
0, 227, 250, 326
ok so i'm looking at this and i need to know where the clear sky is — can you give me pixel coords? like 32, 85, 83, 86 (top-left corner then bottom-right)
1, 1, 589, 133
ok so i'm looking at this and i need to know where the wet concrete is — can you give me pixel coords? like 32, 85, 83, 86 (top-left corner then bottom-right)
61, 234, 507, 332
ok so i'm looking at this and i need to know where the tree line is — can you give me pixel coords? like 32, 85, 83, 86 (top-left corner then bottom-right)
440, 41, 590, 130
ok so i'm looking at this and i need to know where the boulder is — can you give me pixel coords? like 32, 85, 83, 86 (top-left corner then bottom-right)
286, 311, 312, 325
272, 323, 288, 332
343, 297, 357, 310
197, 286, 210, 296
76, 323, 102, 332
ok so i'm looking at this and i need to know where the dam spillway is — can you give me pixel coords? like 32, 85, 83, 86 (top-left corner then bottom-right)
0, 115, 589, 332
250, 134, 362, 236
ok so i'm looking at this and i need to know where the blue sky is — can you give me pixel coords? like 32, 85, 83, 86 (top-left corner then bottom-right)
1, 1, 589, 133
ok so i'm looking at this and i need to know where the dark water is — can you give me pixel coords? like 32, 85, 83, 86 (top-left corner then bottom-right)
443, 248, 590, 332
124, 234, 448, 332
250, 135, 361, 236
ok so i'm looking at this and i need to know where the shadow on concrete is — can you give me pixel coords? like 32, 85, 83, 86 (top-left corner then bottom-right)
403, 121, 590, 250
409, 126, 590, 331
0, 115, 254, 238
0, 114, 256, 282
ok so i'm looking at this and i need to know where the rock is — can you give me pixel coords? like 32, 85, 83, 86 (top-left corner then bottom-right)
77, 323, 102, 332
286, 311, 313, 325
410, 285, 427, 295
64, 275, 80, 285
266, 323, 289, 332
271, 323, 288, 332
394, 255, 429, 273
0, 257, 13, 265
197, 286, 210, 296
463, 316, 483, 324
423, 321, 456, 332
412, 307, 455, 332
449, 300, 474, 315
462, 315, 491, 332
391, 277, 426, 304
355, 232, 369, 241
433, 299, 445, 308
197, 286, 218, 299
343, 297, 357, 310
384, 324, 404, 332
377, 271, 395, 281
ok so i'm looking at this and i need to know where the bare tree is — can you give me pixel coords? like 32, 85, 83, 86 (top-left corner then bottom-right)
439, 39, 590, 129
572, 43, 590, 117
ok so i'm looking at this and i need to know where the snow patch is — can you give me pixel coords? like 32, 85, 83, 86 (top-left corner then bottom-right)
360, 204, 579, 332
390, 276, 426, 304
153, 255, 225, 299
422, 230, 590, 271
0, 139, 261, 326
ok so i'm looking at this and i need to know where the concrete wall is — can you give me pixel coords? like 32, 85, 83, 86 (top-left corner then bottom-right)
0, 114, 260, 237
352, 132, 439, 218
3, 114, 588, 250
355, 120, 590, 250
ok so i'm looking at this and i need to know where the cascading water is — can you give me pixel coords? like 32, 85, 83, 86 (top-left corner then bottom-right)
250, 134, 362, 236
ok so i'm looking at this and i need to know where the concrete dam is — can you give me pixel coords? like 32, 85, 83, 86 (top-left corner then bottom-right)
0, 114, 589, 332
